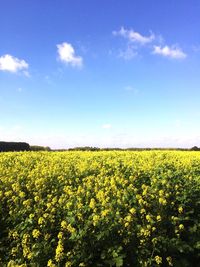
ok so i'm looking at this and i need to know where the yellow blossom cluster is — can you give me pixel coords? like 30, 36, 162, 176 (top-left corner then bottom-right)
0, 150, 199, 266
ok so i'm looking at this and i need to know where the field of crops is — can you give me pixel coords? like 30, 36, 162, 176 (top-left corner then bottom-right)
0, 151, 200, 267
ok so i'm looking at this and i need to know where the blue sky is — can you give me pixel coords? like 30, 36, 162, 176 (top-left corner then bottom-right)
0, 0, 200, 148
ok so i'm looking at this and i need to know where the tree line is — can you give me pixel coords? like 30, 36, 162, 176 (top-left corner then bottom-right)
0, 142, 200, 152
0, 142, 30, 152
0, 142, 50, 152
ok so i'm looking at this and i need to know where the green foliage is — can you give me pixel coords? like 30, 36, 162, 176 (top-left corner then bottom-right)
30, 145, 51, 151
0, 142, 30, 152
0, 151, 200, 266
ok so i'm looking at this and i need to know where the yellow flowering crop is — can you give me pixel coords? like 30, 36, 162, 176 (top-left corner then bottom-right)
0, 150, 199, 266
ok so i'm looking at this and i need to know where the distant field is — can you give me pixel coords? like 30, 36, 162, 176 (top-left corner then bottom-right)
0, 151, 200, 266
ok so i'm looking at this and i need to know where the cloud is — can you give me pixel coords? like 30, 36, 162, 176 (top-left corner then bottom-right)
192, 45, 200, 52
0, 54, 29, 73
113, 27, 187, 61
119, 45, 137, 60
23, 70, 30, 77
113, 27, 155, 45
102, 124, 112, 129
113, 27, 155, 59
153, 45, 187, 59
57, 42, 83, 67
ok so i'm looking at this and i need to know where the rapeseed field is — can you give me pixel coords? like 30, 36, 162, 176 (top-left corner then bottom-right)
0, 151, 199, 266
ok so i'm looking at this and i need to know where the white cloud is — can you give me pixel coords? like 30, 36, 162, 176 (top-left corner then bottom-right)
113, 27, 187, 60
102, 124, 112, 129
113, 27, 155, 45
23, 70, 30, 77
153, 45, 187, 59
57, 42, 83, 67
119, 45, 137, 60
0, 54, 29, 73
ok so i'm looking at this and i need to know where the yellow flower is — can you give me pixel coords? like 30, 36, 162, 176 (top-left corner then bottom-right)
38, 217, 45, 225
155, 255, 162, 265
55, 241, 64, 262
146, 214, 151, 222
93, 214, 100, 226
124, 222, 129, 228
136, 194, 141, 200
34, 196, 39, 202
152, 237, 157, 244
67, 224, 76, 234
47, 259, 56, 267
24, 199, 32, 207
142, 188, 148, 196
29, 213, 34, 219
19, 191, 25, 198
159, 197, 167, 205
23, 246, 31, 258
61, 220, 68, 229
89, 198, 96, 209
129, 207, 136, 215
45, 233, 51, 240
166, 256, 173, 266
140, 208, 146, 214
178, 206, 183, 214
11, 247, 18, 256
179, 224, 184, 230
12, 231, 19, 239
138, 199, 144, 205
156, 215, 161, 222
65, 262, 72, 267
32, 229, 40, 239
141, 184, 146, 190
140, 228, 151, 237
101, 209, 110, 217
125, 215, 132, 222
27, 252, 33, 259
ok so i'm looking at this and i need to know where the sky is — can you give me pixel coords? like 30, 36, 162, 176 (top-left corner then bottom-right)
0, 0, 200, 148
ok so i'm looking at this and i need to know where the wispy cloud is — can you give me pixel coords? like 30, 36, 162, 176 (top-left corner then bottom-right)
113, 27, 155, 59
113, 27, 188, 60
102, 124, 112, 129
153, 45, 187, 59
0, 54, 29, 74
57, 42, 83, 68
192, 45, 200, 53
119, 45, 138, 60
113, 27, 155, 45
